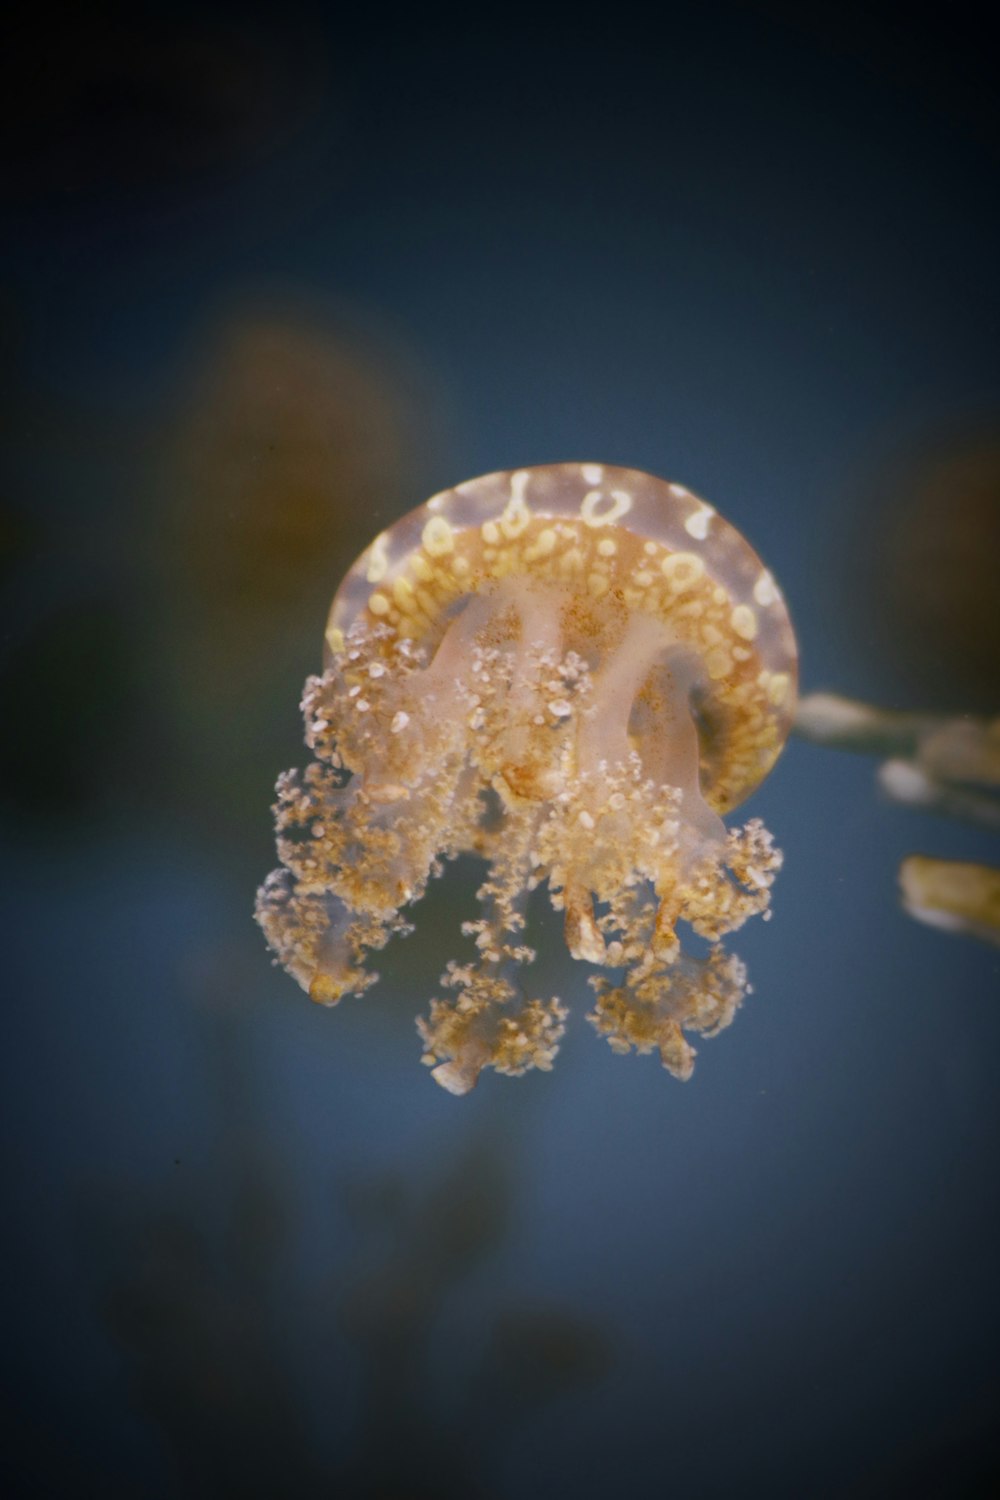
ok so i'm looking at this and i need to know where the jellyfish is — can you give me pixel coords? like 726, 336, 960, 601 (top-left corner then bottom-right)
256, 464, 798, 1093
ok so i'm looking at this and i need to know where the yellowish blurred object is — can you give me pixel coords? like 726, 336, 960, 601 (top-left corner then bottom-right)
794, 692, 932, 756
796, 691, 1000, 942
796, 694, 1000, 781
878, 759, 1000, 833
843, 422, 1000, 712
796, 693, 1000, 830
899, 857, 1000, 947
148, 296, 444, 838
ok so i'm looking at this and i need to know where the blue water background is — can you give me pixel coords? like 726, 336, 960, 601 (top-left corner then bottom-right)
2, 7, 998, 1496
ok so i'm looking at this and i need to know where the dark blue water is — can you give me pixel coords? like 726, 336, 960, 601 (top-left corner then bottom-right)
3, 6, 998, 1496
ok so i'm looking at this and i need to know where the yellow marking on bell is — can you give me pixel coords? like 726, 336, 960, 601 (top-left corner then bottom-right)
422, 516, 455, 556
597, 537, 617, 557
588, 571, 609, 597
368, 593, 390, 617
660, 552, 705, 591
410, 554, 433, 581
500, 473, 532, 538
525, 527, 557, 562
767, 672, 790, 705
705, 647, 732, 679
669, 482, 691, 497
731, 604, 758, 640
581, 488, 633, 526
482, 520, 501, 544
453, 555, 471, 576
325, 625, 345, 653
393, 576, 418, 612
581, 463, 604, 485
426, 493, 445, 511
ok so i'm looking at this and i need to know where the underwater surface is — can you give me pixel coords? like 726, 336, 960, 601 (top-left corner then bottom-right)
2, 6, 999, 1497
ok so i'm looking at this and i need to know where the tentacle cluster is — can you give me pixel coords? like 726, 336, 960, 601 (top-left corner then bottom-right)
256, 574, 783, 1093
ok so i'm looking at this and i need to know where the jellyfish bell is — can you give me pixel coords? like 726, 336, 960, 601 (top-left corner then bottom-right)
257, 463, 798, 1093
325, 465, 796, 807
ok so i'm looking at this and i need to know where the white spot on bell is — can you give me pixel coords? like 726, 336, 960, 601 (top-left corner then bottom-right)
365, 533, 390, 583
754, 570, 779, 607
581, 488, 632, 527
684, 505, 714, 541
